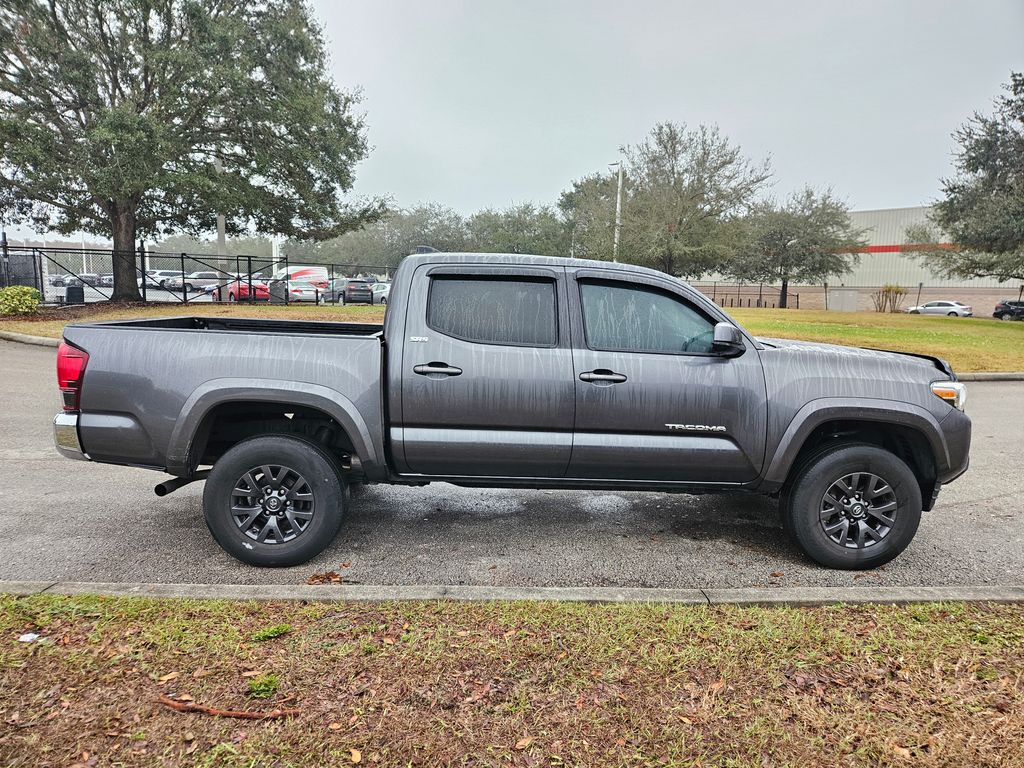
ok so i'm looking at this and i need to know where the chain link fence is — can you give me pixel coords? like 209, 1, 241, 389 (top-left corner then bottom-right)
0, 240, 392, 306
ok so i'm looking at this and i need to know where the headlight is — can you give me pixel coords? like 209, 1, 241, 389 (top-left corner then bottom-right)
931, 381, 966, 410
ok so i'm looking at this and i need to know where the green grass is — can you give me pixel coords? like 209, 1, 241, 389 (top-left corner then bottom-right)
2, 302, 1022, 372
252, 623, 292, 642
1, 594, 1022, 766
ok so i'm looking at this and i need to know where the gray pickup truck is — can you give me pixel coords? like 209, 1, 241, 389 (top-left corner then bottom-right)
53, 253, 970, 570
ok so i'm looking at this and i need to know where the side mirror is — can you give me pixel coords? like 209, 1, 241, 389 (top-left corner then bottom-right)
711, 322, 745, 357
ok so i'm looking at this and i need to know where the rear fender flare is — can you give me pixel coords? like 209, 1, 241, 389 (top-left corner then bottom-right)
166, 378, 380, 477
762, 397, 949, 488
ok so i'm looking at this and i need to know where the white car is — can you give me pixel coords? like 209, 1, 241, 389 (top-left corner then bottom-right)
906, 300, 973, 317
372, 282, 391, 304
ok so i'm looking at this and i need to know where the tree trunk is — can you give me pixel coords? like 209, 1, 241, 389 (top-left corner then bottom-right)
779, 276, 789, 309
111, 204, 142, 302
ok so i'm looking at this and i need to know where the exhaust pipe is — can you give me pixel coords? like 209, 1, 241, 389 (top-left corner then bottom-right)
154, 470, 210, 497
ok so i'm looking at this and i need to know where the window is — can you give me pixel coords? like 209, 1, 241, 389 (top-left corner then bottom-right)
427, 276, 557, 346
579, 280, 716, 354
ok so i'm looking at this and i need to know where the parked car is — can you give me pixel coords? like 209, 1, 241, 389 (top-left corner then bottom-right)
99, 274, 114, 287
145, 269, 186, 288
48, 274, 68, 286
272, 279, 321, 302
77, 273, 100, 286
166, 271, 225, 293
271, 266, 329, 290
993, 299, 1024, 321
53, 252, 970, 571
321, 278, 373, 304
137, 274, 163, 290
906, 300, 973, 317
213, 278, 270, 302
372, 282, 391, 305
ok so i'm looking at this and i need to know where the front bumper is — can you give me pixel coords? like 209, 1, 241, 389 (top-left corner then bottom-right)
53, 413, 89, 461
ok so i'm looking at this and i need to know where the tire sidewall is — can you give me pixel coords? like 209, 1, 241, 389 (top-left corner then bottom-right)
785, 444, 922, 569
203, 435, 345, 567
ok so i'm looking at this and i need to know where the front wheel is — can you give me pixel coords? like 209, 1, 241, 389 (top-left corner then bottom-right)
202, 435, 345, 566
380, 296, 387, 305
1000, 313, 1012, 321
782, 443, 922, 570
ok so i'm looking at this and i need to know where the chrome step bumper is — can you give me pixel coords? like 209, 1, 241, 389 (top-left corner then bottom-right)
53, 413, 89, 461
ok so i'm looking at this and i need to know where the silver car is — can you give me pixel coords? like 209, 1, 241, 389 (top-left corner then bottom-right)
372, 282, 391, 305
166, 271, 226, 293
906, 300, 973, 317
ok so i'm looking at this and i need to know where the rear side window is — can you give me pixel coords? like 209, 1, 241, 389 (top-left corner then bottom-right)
579, 279, 716, 354
427, 276, 557, 347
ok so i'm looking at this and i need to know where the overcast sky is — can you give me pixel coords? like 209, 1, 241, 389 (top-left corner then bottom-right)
314, 0, 1024, 215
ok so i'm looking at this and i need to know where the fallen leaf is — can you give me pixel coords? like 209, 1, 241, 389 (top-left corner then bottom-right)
614, 738, 626, 747
770, 572, 784, 578
341, 561, 352, 568
382, 637, 395, 645
515, 736, 534, 750
241, 670, 263, 678
176, 693, 194, 702
710, 680, 725, 693
350, 747, 362, 763
456, 630, 470, 637
328, 722, 343, 731
157, 672, 179, 683
192, 668, 212, 678
893, 746, 912, 759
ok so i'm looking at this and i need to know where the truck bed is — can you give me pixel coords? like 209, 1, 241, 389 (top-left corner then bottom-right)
62, 315, 386, 476
83, 315, 384, 337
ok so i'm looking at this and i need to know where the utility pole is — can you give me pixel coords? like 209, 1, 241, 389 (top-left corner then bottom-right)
609, 161, 624, 263
214, 157, 227, 272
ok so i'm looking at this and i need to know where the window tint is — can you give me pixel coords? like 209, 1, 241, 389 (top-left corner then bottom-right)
428, 277, 557, 346
579, 280, 715, 354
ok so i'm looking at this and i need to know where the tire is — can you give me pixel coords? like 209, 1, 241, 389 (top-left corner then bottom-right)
1000, 313, 1012, 321
202, 434, 346, 566
184, 283, 194, 293
380, 296, 387, 305
228, 292, 236, 302
781, 443, 922, 570
909, 309, 919, 314
947, 311, 958, 317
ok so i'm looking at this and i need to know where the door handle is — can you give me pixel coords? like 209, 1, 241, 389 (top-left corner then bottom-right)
579, 369, 627, 384
413, 362, 463, 377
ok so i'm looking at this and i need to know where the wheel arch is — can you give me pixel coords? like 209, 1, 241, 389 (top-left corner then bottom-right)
763, 399, 948, 509
166, 378, 381, 479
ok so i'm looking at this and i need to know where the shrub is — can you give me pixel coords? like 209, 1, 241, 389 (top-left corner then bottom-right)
0, 285, 42, 315
870, 284, 908, 313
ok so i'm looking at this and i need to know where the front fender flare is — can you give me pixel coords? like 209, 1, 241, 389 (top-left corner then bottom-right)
165, 378, 381, 477
761, 397, 949, 488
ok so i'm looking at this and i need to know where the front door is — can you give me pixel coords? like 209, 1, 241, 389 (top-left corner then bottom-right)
396, 264, 574, 477
566, 269, 767, 483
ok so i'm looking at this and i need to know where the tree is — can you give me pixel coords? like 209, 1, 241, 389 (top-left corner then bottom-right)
466, 203, 568, 256
0, 0, 384, 300
287, 204, 469, 268
729, 188, 866, 308
918, 73, 1024, 283
622, 123, 771, 278
558, 173, 619, 260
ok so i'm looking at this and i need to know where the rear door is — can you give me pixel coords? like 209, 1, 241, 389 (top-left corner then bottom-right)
395, 263, 574, 477
566, 268, 767, 483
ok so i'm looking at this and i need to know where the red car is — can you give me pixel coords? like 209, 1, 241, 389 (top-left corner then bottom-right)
215, 279, 270, 302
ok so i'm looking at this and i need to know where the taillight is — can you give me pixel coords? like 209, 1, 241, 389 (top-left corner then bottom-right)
57, 341, 89, 411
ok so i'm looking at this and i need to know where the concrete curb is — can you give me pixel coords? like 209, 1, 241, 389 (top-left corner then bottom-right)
0, 330, 59, 347
957, 372, 1024, 381
2, 580, 1023, 606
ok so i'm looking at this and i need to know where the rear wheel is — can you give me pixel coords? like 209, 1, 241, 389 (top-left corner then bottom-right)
380, 296, 388, 305
782, 443, 921, 570
947, 311, 958, 316
203, 435, 345, 566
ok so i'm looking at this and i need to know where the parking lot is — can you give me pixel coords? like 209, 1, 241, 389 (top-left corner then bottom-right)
2, 337, 1022, 590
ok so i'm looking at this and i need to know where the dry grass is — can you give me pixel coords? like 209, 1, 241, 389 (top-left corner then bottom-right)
2, 303, 1022, 372
1, 594, 1023, 767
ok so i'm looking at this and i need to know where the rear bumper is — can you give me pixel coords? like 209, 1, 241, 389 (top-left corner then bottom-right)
53, 413, 89, 461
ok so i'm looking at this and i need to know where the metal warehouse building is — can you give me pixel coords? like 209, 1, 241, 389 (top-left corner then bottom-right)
839, 206, 1007, 289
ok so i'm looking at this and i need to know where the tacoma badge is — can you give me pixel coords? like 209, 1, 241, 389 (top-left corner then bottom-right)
666, 424, 727, 432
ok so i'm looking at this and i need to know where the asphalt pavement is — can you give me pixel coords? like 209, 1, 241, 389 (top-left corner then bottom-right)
1, 338, 1021, 590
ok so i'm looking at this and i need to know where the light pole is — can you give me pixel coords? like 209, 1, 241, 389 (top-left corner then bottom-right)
609, 161, 624, 263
